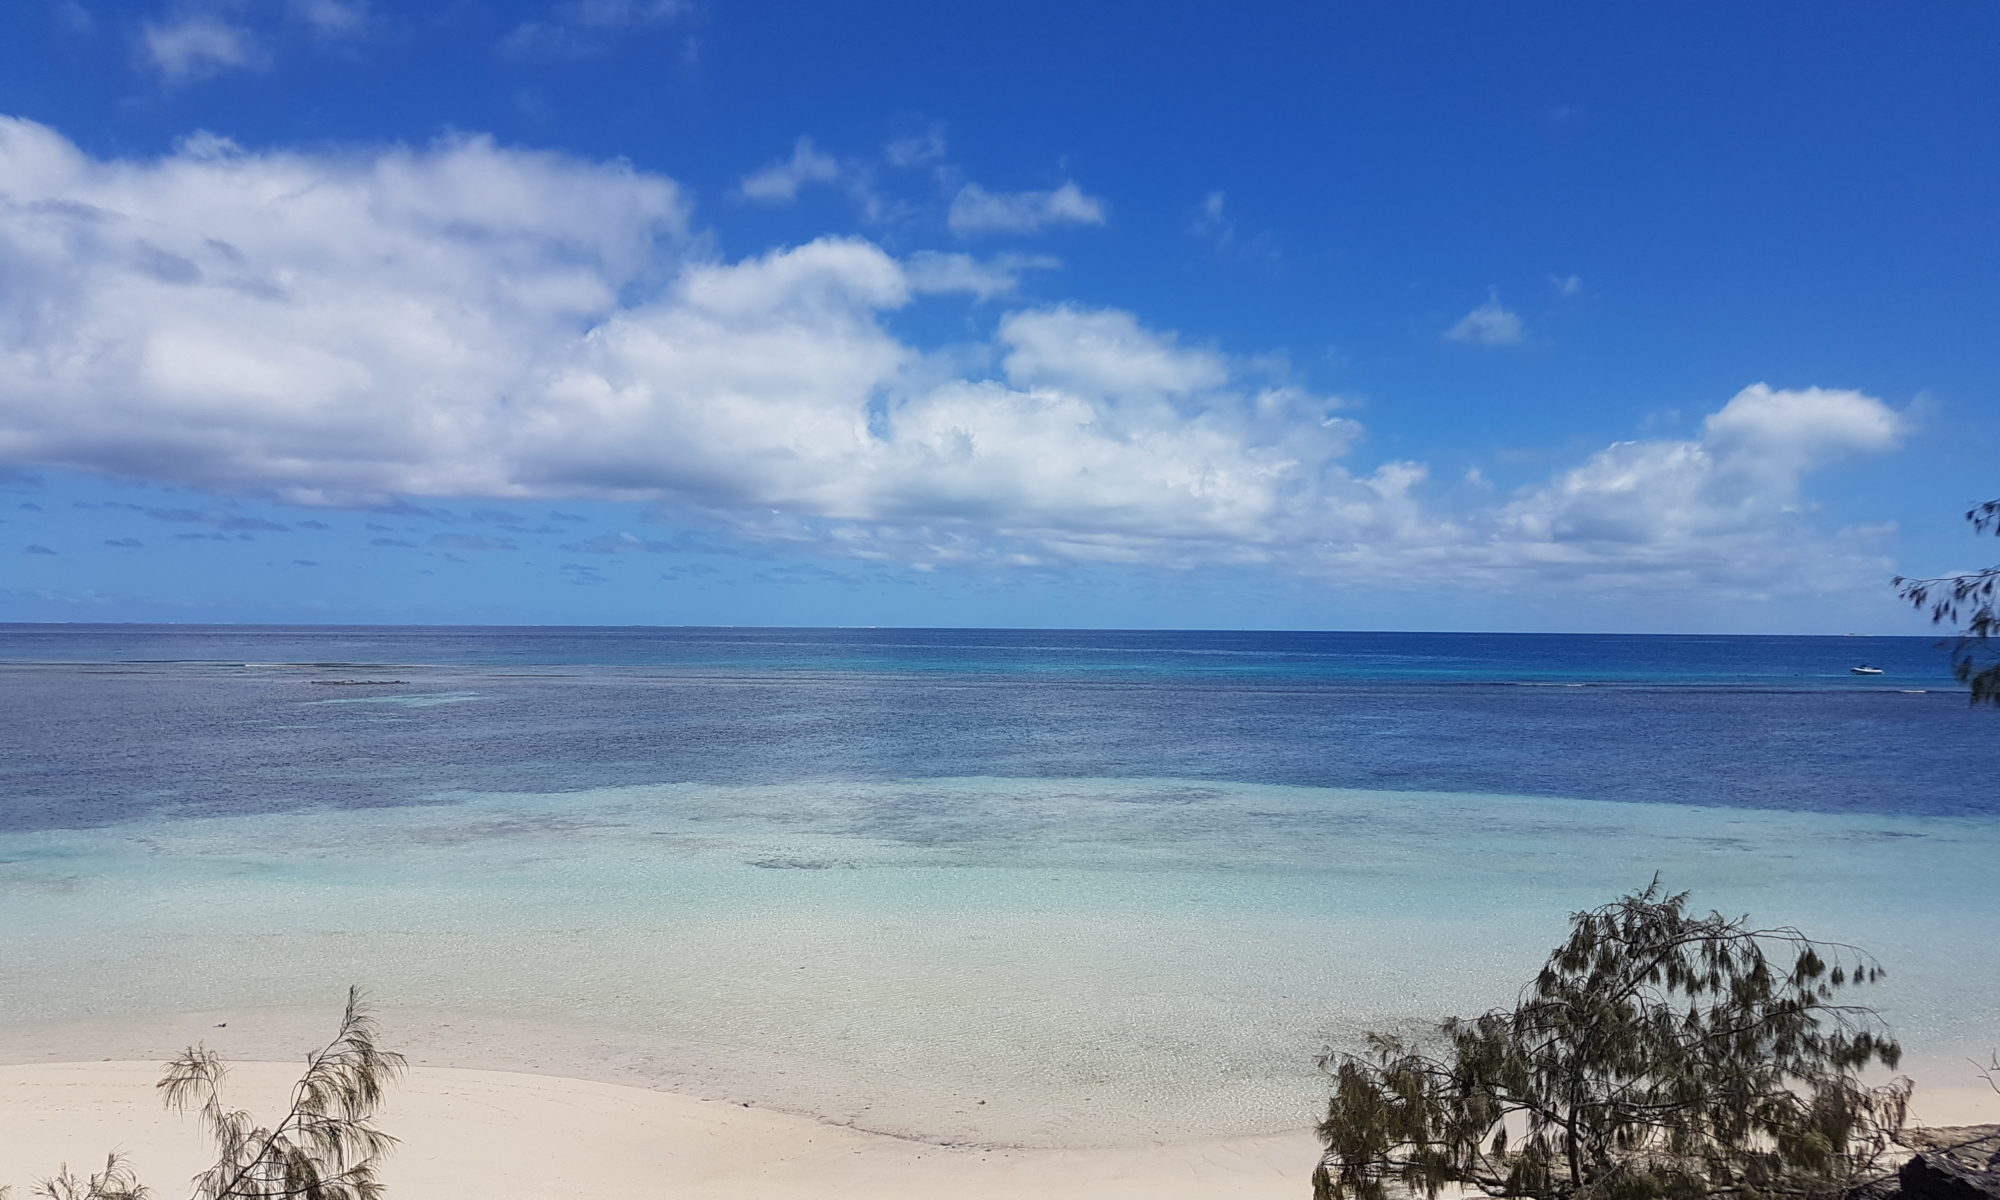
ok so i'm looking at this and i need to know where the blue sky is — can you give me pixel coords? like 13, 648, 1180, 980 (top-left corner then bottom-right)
0, 1, 1994, 631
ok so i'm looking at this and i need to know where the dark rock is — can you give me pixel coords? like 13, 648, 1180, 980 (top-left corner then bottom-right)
1899, 1127, 2000, 1200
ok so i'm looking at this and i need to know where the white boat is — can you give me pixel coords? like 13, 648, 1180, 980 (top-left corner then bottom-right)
1850, 665, 1884, 675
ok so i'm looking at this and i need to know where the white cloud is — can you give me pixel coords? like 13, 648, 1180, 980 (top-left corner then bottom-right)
1552, 273, 1583, 296
0, 118, 1911, 599
520, 258, 1353, 551
0, 117, 688, 502
738, 137, 841, 203
1471, 385, 1907, 591
1446, 293, 1524, 346
141, 14, 264, 84
948, 182, 1107, 235
1700, 382, 1904, 464
998, 307, 1229, 399
903, 251, 1059, 301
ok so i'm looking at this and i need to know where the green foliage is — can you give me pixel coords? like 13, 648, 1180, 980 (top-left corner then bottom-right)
1895, 499, 2000, 707
159, 987, 405, 1200
1312, 882, 1910, 1200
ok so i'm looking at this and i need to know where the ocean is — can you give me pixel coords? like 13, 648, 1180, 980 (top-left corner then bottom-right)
1, 625, 1996, 1145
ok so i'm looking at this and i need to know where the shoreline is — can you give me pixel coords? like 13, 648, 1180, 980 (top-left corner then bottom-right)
4, 1054, 1993, 1200
0, 1060, 1320, 1200
0, 1004, 1326, 1151
4, 1006, 1994, 1151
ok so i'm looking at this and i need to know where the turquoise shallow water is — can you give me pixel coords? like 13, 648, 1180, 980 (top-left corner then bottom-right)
0, 627, 1996, 1144
1, 776, 1994, 1144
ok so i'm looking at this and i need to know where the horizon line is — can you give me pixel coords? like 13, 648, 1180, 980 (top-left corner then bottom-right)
0, 620, 1948, 640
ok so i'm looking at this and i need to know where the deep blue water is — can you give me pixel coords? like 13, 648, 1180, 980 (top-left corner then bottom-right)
2, 624, 1994, 832
0, 623, 1962, 681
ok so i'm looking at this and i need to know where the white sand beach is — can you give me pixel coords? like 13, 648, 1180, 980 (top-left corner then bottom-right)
3, 1007, 1993, 1199
7, 1059, 1992, 1200
0, 1059, 1317, 1200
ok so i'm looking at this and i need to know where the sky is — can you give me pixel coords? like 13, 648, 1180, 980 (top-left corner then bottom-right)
0, 1, 1995, 631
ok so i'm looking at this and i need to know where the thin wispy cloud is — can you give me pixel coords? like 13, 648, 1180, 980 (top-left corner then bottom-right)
1190, 191, 1234, 243
141, 14, 265, 84
903, 251, 1060, 301
948, 181, 1107, 235
1446, 293, 1525, 346
430, 534, 518, 552
132, 2, 375, 86
501, 0, 691, 57
1187, 190, 1279, 265
291, 0, 368, 40
738, 137, 841, 202
885, 125, 947, 167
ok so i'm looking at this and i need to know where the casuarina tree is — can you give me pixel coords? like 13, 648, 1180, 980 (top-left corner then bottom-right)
1312, 881, 1910, 1200
7, 988, 402, 1200
1896, 499, 2000, 707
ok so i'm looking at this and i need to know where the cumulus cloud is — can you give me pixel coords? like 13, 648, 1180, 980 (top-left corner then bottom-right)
0, 117, 1352, 561
998, 307, 1229, 399
0, 117, 687, 503
1699, 383, 1903, 464
1446, 293, 1525, 346
1463, 384, 1908, 591
738, 137, 841, 203
948, 181, 1107, 235
0, 118, 1911, 599
141, 14, 264, 83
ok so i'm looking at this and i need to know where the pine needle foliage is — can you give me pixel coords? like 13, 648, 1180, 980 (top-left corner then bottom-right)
26, 1154, 149, 1200
157, 987, 405, 1200
1312, 882, 1911, 1200
1895, 498, 2000, 707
